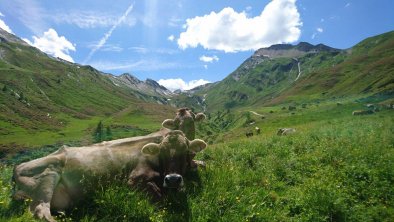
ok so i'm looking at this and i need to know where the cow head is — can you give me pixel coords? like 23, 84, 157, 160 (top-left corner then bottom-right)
141, 130, 206, 189
162, 108, 206, 140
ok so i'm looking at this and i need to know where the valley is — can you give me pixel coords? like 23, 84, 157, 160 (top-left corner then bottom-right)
0, 28, 393, 221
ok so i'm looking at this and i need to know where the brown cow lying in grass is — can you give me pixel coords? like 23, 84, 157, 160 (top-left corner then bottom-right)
12, 130, 207, 222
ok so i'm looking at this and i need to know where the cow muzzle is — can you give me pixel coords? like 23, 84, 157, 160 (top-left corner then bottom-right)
163, 174, 184, 189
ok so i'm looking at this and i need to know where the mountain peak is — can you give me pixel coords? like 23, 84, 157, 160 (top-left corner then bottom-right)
119, 73, 142, 84
145, 78, 168, 91
0, 28, 30, 46
253, 42, 341, 59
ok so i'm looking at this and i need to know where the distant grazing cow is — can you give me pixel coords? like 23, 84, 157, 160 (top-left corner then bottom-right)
352, 110, 374, 115
255, 127, 261, 135
246, 131, 254, 137
277, 128, 296, 136
13, 130, 207, 222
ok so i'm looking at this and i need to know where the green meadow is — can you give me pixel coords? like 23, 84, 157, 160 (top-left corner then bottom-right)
1, 100, 393, 221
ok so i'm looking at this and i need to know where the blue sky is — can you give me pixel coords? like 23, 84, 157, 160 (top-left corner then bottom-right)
0, 0, 393, 91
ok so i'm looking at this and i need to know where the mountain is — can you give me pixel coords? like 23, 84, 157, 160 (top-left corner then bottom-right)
176, 31, 394, 112
108, 73, 173, 97
107, 73, 172, 104
0, 28, 174, 151
253, 42, 340, 59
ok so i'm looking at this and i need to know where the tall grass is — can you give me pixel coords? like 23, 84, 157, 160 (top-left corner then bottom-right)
1, 110, 393, 221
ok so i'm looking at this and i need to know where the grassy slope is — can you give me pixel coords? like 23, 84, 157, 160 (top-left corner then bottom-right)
1, 100, 393, 221
193, 31, 394, 112
0, 40, 175, 154
270, 31, 394, 105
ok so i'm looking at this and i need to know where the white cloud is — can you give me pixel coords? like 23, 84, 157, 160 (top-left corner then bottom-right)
199, 55, 219, 63
0, 12, 13, 34
345, 3, 351, 8
320, 18, 325, 22
24, 28, 76, 62
158, 78, 210, 91
245, 6, 252, 11
177, 0, 301, 52
51, 10, 136, 29
312, 27, 324, 39
168, 35, 175, 41
204, 65, 208, 69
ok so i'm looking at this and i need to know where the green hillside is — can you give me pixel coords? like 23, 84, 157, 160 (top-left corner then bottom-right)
1, 100, 393, 221
0, 31, 175, 156
179, 31, 394, 112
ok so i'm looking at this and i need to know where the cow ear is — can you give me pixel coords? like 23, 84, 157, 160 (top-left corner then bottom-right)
162, 119, 176, 130
189, 139, 207, 153
141, 143, 160, 155
195, 113, 206, 122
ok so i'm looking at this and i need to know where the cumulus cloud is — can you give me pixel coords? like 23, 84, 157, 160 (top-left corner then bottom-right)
158, 78, 210, 91
317, 27, 323, 33
0, 12, 13, 34
168, 35, 175, 41
24, 28, 76, 62
178, 0, 301, 52
199, 55, 219, 63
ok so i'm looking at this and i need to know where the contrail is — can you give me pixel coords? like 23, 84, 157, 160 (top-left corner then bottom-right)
83, 3, 134, 64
